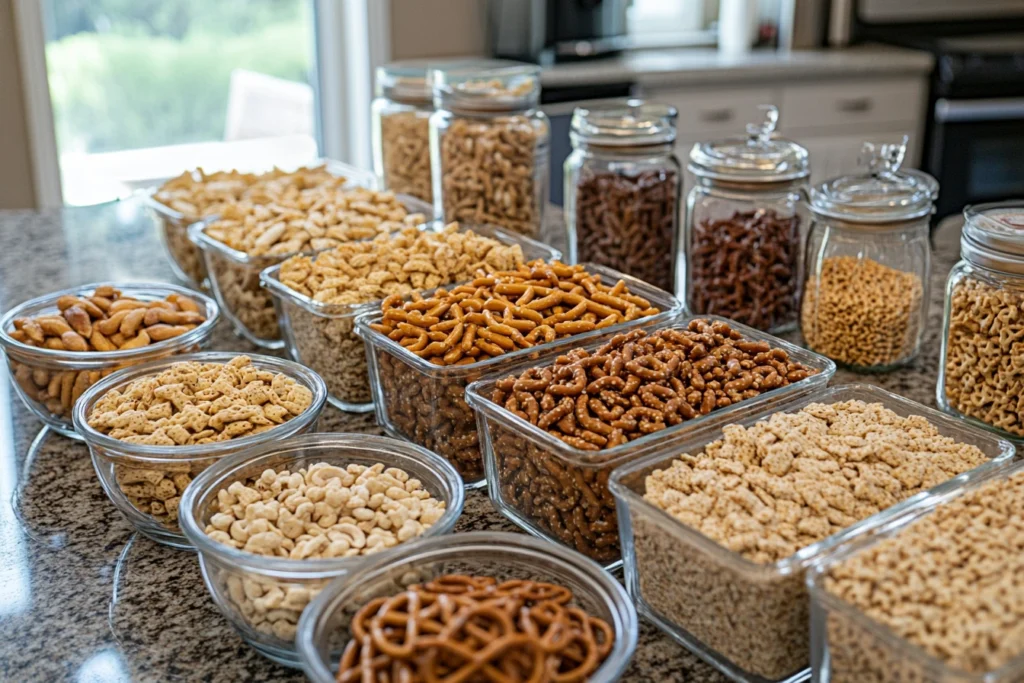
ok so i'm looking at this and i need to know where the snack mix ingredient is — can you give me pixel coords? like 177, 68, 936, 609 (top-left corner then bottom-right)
802, 256, 923, 368
336, 575, 614, 683
689, 209, 800, 331
87, 356, 314, 529
209, 462, 445, 642
8, 286, 207, 419
942, 276, 1024, 436
631, 400, 990, 679
573, 168, 678, 293
369, 260, 662, 481
488, 320, 816, 563
276, 223, 525, 405
823, 470, 1024, 679
379, 111, 432, 202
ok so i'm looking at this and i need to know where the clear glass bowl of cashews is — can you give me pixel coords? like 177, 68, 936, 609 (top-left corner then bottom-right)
178, 432, 465, 668
0, 282, 220, 439
73, 351, 328, 548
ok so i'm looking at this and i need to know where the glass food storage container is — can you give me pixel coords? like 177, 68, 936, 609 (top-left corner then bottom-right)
684, 105, 810, 332
610, 384, 1014, 683
73, 352, 328, 548
802, 138, 937, 372
260, 221, 561, 414
296, 532, 639, 683
355, 264, 683, 488
465, 315, 835, 569
565, 100, 682, 293
371, 63, 433, 204
939, 201, 1024, 441
179, 432, 465, 667
430, 63, 550, 238
807, 459, 1024, 683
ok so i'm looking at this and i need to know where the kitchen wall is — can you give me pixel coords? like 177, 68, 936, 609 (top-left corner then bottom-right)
389, 0, 489, 60
0, 0, 37, 209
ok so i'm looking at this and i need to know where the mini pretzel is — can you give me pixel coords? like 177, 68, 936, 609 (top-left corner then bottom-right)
336, 574, 614, 683
370, 260, 661, 366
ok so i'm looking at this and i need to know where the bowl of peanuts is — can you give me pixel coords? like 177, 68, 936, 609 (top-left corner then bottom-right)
295, 531, 638, 683
0, 282, 219, 439
72, 352, 328, 548
260, 221, 560, 413
178, 432, 465, 667
187, 184, 431, 350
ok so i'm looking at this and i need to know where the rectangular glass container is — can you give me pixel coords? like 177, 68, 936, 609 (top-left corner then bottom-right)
609, 384, 1016, 683
356, 263, 685, 487
261, 223, 562, 413
464, 315, 836, 568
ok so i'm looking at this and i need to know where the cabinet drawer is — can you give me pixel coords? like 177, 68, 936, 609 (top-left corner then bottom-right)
652, 87, 778, 136
781, 79, 925, 131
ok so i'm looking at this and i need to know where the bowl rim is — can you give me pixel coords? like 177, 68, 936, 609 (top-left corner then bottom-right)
0, 281, 220, 364
178, 432, 466, 575
71, 351, 328, 462
295, 531, 639, 683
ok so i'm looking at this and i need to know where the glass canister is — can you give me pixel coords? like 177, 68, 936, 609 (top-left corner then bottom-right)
801, 138, 937, 372
938, 201, 1024, 440
565, 101, 681, 293
684, 105, 810, 331
429, 63, 550, 238
371, 63, 433, 203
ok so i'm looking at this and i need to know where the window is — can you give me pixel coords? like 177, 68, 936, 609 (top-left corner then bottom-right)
40, 0, 319, 205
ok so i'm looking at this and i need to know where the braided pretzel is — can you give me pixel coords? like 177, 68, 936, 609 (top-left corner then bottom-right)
335, 574, 614, 683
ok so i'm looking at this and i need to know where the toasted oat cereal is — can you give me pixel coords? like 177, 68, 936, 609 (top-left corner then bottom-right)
823, 469, 1024, 678
645, 400, 989, 563
278, 223, 525, 305
86, 355, 314, 445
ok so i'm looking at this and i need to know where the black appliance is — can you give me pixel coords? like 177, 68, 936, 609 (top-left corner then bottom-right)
489, 0, 628, 64
846, 4, 1024, 219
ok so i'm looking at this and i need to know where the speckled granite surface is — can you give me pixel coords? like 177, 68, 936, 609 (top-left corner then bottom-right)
0, 200, 966, 682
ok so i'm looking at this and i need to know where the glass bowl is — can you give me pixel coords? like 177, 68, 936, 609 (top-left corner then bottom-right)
72, 351, 328, 548
0, 282, 220, 439
295, 531, 639, 683
179, 432, 465, 668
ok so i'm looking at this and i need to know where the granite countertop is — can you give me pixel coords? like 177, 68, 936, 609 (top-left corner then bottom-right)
0, 199, 960, 682
541, 45, 934, 88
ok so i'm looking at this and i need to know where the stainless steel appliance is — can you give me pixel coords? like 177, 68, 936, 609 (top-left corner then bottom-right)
489, 0, 628, 64
830, 0, 1024, 219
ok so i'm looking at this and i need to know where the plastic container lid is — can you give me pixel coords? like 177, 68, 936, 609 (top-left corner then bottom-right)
570, 100, 678, 148
688, 105, 809, 183
961, 200, 1024, 274
811, 137, 939, 225
432, 62, 540, 113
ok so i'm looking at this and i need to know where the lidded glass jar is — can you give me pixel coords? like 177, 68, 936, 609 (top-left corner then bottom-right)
429, 63, 550, 237
801, 138, 937, 372
684, 105, 810, 331
372, 63, 433, 203
565, 100, 681, 293
938, 201, 1024, 440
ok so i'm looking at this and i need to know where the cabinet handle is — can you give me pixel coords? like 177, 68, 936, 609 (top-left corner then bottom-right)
837, 97, 873, 113
699, 108, 735, 123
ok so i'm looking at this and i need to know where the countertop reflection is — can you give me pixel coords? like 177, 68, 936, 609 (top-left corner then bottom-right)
0, 199, 959, 682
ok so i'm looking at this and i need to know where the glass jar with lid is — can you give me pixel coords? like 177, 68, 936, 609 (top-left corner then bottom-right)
565, 100, 681, 293
372, 63, 434, 203
801, 138, 937, 372
429, 63, 549, 238
684, 105, 810, 331
938, 201, 1024, 440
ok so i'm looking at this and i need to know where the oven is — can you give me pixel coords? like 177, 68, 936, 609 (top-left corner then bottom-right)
928, 98, 1024, 218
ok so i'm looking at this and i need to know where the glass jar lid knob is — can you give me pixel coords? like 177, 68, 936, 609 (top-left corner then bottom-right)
860, 136, 908, 179
745, 105, 779, 149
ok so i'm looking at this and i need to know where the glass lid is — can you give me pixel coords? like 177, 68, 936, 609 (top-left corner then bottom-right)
432, 62, 540, 112
375, 63, 431, 103
961, 200, 1024, 273
570, 100, 678, 147
688, 105, 809, 182
811, 138, 938, 224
